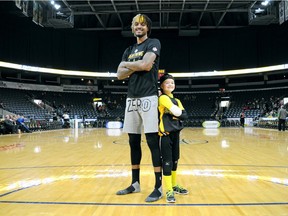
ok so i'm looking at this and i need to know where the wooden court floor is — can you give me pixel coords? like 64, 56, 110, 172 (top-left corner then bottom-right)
0, 127, 288, 216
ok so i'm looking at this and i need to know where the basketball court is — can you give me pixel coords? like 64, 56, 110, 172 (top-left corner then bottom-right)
0, 127, 287, 215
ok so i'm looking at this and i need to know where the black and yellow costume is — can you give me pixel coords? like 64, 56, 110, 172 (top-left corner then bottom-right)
158, 93, 187, 176
159, 93, 187, 136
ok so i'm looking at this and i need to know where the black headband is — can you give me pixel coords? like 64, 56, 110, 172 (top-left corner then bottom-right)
159, 73, 174, 85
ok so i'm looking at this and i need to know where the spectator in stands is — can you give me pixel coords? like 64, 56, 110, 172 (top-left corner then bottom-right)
278, 105, 287, 131
0, 118, 5, 134
16, 115, 32, 133
116, 14, 162, 202
116, 103, 122, 109
52, 101, 57, 109
240, 111, 245, 127
62, 112, 70, 128
82, 114, 88, 128
3, 115, 19, 134
52, 112, 58, 121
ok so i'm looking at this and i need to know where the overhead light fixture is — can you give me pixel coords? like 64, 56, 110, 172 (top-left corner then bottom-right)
1, 60, 288, 78
255, 8, 265, 13
261, 0, 270, 6
50, 1, 61, 10
54, 4, 61, 10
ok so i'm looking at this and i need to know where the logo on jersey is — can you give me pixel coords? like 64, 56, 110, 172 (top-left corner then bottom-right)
128, 51, 144, 60
153, 47, 157, 52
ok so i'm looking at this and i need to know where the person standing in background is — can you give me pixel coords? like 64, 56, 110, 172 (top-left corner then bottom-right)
278, 105, 287, 131
16, 115, 31, 133
240, 111, 245, 127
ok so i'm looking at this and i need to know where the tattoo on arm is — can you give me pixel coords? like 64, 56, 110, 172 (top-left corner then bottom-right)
125, 52, 156, 72
117, 66, 134, 80
117, 52, 157, 80
116, 61, 134, 80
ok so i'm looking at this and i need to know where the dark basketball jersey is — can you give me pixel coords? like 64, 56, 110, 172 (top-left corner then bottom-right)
122, 38, 161, 98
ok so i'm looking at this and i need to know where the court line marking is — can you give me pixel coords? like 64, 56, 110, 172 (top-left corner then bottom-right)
0, 186, 35, 198
0, 200, 288, 207
0, 165, 287, 206
1, 164, 288, 170
0, 166, 287, 198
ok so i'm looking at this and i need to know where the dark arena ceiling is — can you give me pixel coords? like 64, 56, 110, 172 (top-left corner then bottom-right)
1, 0, 285, 35
0, 1, 288, 87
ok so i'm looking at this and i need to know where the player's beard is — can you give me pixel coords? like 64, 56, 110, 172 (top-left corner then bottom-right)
135, 32, 146, 38
136, 34, 145, 38
134, 28, 147, 38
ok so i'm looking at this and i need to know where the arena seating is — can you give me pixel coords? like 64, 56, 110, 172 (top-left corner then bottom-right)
0, 86, 287, 129
0, 88, 47, 119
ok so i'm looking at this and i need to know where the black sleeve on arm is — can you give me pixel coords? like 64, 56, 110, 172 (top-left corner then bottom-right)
178, 110, 188, 120
122, 46, 132, 61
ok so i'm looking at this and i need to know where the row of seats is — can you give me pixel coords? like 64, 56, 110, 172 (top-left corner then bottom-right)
1, 87, 287, 121
26, 121, 63, 131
